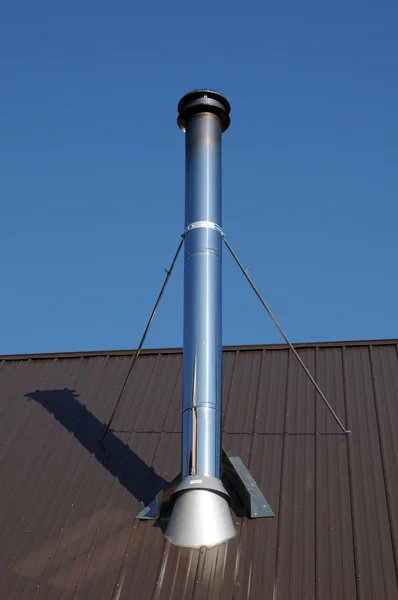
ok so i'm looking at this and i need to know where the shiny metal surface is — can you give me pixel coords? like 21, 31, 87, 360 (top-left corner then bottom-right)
182, 404, 222, 477
164, 489, 236, 548
182, 112, 223, 479
164, 91, 235, 548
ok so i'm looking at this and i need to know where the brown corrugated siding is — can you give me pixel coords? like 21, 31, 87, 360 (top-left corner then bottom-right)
0, 342, 397, 599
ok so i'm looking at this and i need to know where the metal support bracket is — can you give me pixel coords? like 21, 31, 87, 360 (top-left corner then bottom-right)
136, 497, 158, 520
136, 472, 181, 520
221, 450, 274, 518
136, 451, 274, 520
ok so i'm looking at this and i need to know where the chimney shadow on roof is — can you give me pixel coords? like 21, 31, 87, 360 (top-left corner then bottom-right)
25, 389, 167, 508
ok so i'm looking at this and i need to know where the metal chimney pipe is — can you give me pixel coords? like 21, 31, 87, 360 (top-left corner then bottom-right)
164, 90, 236, 548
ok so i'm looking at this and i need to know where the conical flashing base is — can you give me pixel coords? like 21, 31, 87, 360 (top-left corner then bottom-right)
164, 488, 236, 548
136, 456, 274, 548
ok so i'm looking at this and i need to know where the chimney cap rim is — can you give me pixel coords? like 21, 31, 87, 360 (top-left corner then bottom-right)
177, 89, 231, 132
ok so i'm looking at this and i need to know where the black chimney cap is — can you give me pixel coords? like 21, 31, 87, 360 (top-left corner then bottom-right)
177, 89, 231, 132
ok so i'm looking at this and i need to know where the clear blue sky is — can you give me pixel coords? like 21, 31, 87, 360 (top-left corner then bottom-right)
1, 1, 397, 354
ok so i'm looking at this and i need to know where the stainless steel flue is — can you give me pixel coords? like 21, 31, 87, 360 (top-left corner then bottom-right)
164, 90, 236, 548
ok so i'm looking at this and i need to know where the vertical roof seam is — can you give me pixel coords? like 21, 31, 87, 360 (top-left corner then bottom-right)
341, 346, 360, 599
314, 347, 319, 599
274, 348, 291, 590
368, 345, 398, 589
247, 349, 265, 468
222, 350, 239, 424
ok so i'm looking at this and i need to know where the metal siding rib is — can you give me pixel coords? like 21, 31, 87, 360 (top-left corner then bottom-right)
344, 346, 398, 599
0, 342, 397, 598
239, 349, 287, 598
276, 349, 316, 599
223, 350, 263, 434
316, 348, 356, 599
132, 354, 181, 433
369, 346, 398, 587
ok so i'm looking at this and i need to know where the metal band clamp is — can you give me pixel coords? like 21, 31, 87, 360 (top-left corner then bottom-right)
182, 220, 225, 238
